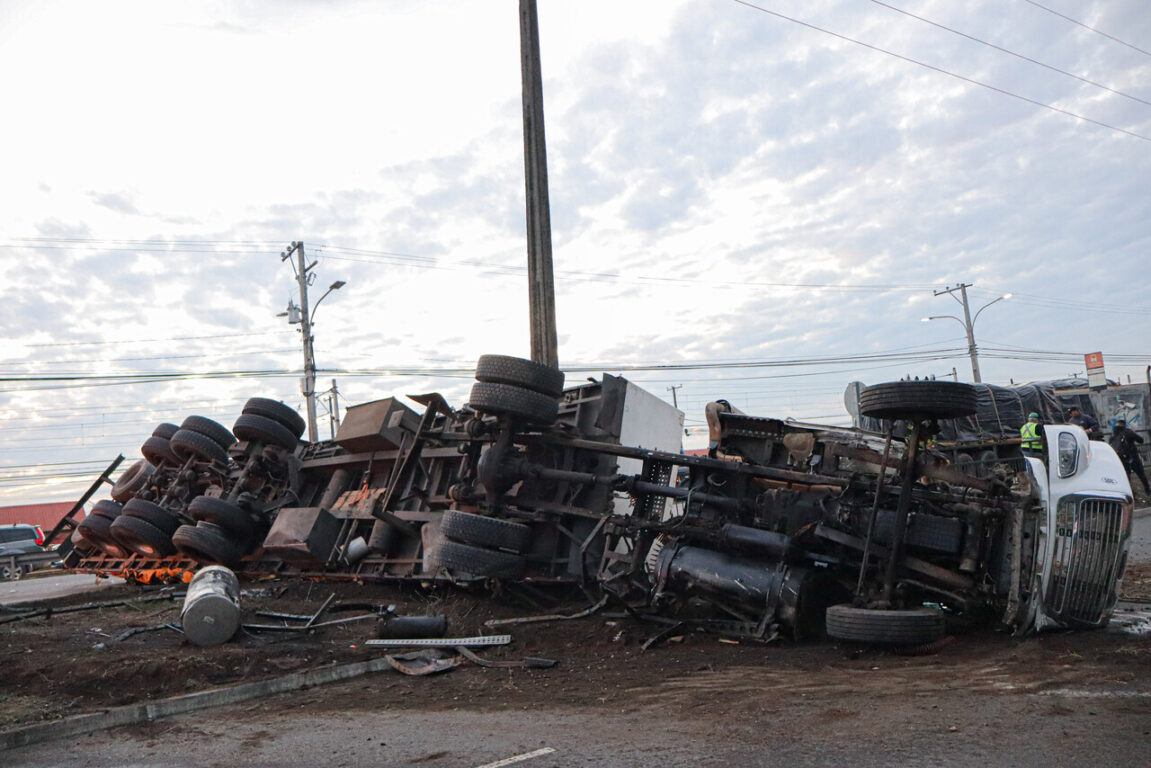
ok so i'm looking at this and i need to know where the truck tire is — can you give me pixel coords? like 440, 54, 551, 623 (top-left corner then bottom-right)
859, 381, 978, 421
1, 563, 22, 581
468, 382, 558, 424
170, 429, 229, 464
90, 499, 124, 521
441, 509, 533, 554
232, 413, 298, 451
77, 514, 128, 558
241, 397, 306, 439
110, 515, 177, 557
475, 355, 565, 398
122, 498, 183, 536
70, 527, 95, 555
172, 523, 246, 566
188, 496, 254, 539
142, 435, 182, 467
825, 605, 946, 645
152, 422, 180, 440
434, 539, 525, 578
111, 460, 155, 503
179, 416, 237, 449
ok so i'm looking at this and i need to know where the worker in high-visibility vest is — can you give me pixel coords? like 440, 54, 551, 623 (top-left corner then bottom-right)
1020, 412, 1043, 457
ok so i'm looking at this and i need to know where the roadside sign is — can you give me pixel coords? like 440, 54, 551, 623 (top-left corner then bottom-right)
1085, 351, 1106, 389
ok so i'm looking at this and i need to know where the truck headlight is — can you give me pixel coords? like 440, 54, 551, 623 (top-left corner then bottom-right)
1057, 432, 1079, 478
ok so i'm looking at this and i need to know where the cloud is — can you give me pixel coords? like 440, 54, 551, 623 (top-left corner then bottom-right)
89, 191, 141, 215
1, 0, 1150, 502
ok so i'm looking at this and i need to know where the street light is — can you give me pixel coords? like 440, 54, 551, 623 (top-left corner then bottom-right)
310, 281, 346, 325
280, 241, 347, 442
921, 291, 1012, 383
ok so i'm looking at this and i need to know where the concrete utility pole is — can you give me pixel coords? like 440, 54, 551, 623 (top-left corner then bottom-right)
519, 0, 559, 369
328, 379, 342, 440
280, 241, 345, 443
923, 283, 1012, 384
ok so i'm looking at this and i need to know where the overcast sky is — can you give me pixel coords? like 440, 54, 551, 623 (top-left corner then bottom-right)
1, 0, 1149, 504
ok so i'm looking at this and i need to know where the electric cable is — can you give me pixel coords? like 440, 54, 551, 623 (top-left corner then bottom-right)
729, 0, 1151, 143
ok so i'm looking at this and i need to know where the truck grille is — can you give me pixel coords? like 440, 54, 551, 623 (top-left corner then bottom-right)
1044, 497, 1129, 626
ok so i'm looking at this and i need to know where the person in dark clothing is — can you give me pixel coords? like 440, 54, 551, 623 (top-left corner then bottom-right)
1067, 406, 1101, 439
1109, 419, 1150, 493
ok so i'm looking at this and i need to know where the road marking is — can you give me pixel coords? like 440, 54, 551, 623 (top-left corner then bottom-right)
473, 747, 557, 768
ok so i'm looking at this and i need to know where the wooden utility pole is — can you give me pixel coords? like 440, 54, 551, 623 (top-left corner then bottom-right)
519, 0, 559, 368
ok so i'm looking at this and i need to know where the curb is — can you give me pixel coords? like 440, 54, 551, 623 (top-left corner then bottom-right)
0, 656, 394, 752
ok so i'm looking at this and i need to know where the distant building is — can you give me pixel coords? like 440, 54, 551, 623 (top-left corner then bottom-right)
0, 502, 79, 530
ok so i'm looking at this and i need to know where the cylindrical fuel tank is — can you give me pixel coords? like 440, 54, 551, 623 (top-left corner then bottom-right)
181, 565, 241, 647
717, 524, 794, 560
654, 543, 845, 639
376, 614, 449, 639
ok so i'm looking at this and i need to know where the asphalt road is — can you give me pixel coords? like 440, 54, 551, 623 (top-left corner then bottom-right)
0, 572, 124, 606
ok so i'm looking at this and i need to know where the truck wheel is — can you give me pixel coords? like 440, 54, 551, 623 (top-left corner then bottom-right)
110, 515, 177, 557
468, 382, 558, 424
188, 496, 254, 539
111, 460, 155, 503
859, 381, 978, 421
172, 523, 246, 566
475, 355, 565, 398
441, 509, 533, 554
434, 539, 525, 578
170, 429, 229, 463
1, 564, 21, 580
232, 413, 298, 451
142, 435, 181, 466
90, 499, 124, 521
123, 498, 183, 536
70, 527, 95, 555
152, 422, 180, 440
241, 397, 306, 439
77, 514, 128, 558
825, 604, 946, 645
179, 416, 237, 449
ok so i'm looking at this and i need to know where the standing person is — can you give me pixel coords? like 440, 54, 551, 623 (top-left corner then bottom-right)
1067, 406, 1101, 439
1019, 412, 1044, 457
1109, 419, 1150, 494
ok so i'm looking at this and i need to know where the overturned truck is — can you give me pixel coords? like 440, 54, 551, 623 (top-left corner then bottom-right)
52, 358, 1135, 645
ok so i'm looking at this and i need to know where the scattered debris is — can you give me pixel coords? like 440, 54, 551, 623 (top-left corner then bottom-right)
454, 645, 557, 670
384, 649, 465, 677
366, 634, 513, 649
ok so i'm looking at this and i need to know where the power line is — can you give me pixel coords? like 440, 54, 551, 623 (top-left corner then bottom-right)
729, 0, 1151, 143
24, 330, 293, 348
0, 237, 943, 294
0, 459, 112, 471
870, 0, 1151, 108
316, 244, 936, 293
1022, 0, 1151, 58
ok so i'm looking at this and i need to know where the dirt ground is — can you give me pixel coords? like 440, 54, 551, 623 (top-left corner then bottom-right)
3, 558, 1151, 735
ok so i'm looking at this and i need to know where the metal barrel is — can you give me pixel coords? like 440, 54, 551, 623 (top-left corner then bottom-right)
181, 565, 241, 647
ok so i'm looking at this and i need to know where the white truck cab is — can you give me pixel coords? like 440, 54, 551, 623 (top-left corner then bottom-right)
1024, 424, 1133, 631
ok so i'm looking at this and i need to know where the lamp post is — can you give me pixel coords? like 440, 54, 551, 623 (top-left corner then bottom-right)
922, 285, 1011, 383
279, 241, 345, 442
